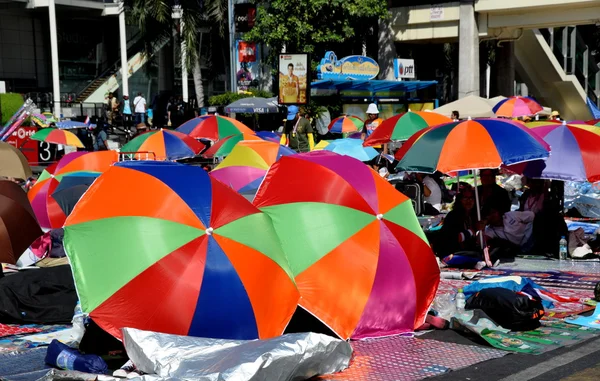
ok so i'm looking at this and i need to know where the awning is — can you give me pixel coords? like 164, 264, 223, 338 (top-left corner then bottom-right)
311, 79, 437, 95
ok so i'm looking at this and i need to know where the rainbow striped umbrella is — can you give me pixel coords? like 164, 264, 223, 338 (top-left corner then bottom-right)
364, 111, 451, 146
202, 133, 262, 158
585, 119, 600, 127
31, 128, 84, 148
255, 131, 282, 143
64, 161, 299, 340
395, 118, 550, 174
177, 115, 254, 141
328, 116, 363, 134
493, 96, 543, 118
120, 129, 203, 161
210, 140, 295, 194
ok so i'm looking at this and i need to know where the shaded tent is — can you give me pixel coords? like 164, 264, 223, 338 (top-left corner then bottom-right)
0, 181, 42, 264
434, 95, 495, 118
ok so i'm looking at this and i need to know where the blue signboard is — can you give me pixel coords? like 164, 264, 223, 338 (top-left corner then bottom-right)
317, 51, 380, 80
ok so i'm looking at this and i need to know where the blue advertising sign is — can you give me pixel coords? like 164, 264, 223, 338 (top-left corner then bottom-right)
317, 51, 380, 80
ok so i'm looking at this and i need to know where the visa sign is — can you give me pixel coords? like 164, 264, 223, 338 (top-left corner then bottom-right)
394, 59, 415, 79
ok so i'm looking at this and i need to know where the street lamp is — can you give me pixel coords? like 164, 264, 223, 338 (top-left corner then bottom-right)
172, 3, 188, 103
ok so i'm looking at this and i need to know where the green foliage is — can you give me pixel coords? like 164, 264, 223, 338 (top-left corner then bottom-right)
208, 89, 274, 106
244, 0, 388, 65
0, 93, 24, 125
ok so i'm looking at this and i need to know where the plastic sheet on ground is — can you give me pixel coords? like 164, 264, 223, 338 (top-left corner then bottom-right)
121, 328, 352, 381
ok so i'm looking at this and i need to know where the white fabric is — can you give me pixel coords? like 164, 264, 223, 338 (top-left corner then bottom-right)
134, 96, 146, 113
422, 176, 442, 211
485, 211, 535, 247
366, 103, 379, 114
378, 167, 389, 178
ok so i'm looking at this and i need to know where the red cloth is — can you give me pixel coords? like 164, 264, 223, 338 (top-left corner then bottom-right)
0, 323, 43, 337
30, 231, 51, 259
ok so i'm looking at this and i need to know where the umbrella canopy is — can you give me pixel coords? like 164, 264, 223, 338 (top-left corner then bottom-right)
0, 142, 32, 180
493, 96, 543, 118
585, 119, 600, 127
28, 151, 117, 229
210, 140, 295, 194
177, 115, 254, 141
31, 128, 84, 148
328, 116, 363, 134
255, 131, 282, 143
510, 122, 600, 182
64, 161, 299, 340
434, 95, 495, 118
324, 138, 379, 161
224, 97, 279, 114
202, 133, 262, 158
55, 120, 88, 129
364, 112, 452, 145
120, 129, 203, 161
30, 114, 49, 128
253, 151, 440, 340
395, 118, 550, 174
314, 140, 331, 150
0, 180, 42, 264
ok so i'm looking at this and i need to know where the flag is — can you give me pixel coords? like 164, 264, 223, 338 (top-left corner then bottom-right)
84, 116, 90, 125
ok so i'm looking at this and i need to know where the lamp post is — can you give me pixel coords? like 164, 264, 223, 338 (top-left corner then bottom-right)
48, 0, 61, 118
119, 1, 129, 97
172, 4, 188, 103
228, 0, 236, 93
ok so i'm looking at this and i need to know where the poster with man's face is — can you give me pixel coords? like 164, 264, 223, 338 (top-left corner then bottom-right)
278, 54, 308, 105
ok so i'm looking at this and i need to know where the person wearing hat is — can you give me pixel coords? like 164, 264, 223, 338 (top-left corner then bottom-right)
551, 111, 561, 121
361, 103, 386, 153
280, 105, 314, 153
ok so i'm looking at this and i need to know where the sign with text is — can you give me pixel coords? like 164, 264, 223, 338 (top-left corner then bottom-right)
430, 6, 444, 21
234, 4, 257, 32
5, 126, 55, 165
394, 59, 416, 79
236, 41, 259, 91
278, 54, 308, 105
317, 51, 379, 80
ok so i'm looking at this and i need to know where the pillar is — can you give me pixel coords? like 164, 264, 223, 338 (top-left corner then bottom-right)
158, 41, 174, 92
458, 0, 479, 98
495, 41, 515, 97
377, 16, 397, 80
118, 3, 129, 97
181, 19, 188, 103
48, 0, 61, 118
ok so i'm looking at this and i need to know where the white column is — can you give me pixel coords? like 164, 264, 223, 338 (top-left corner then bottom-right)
119, 2, 129, 97
48, 0, 61, 118
181, 19, 188, 103
458, 0, 479, 98
228, 0, 236, 92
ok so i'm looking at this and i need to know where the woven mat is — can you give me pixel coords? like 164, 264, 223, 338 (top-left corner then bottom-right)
319, 336, 507, 381
0, 347, 50, 381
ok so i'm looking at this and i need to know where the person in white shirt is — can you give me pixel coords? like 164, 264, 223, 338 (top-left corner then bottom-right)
416, 173, 442, 212
484, 201, 535, 252
133, 92, 146, 125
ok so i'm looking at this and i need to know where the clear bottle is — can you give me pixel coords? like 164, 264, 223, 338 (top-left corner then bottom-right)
455, 288, 466, 311
559, 236, 568, 260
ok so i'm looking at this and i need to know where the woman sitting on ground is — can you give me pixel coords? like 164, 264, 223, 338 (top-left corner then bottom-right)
439, 187, 480, 257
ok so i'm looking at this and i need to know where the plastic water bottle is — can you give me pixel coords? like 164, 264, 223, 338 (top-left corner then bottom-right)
455, 288, 466, 311
559, 236, 568, 260
71, 301, 86, 345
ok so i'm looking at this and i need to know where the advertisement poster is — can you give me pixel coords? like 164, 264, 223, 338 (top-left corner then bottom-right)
236, 41, 259, 92
278, 54, 308, 105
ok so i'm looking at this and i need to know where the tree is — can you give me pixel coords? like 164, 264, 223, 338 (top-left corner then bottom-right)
244, 0, 388, 66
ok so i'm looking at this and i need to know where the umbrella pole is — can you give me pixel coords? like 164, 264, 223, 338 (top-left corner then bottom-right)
473, 169, 484, 248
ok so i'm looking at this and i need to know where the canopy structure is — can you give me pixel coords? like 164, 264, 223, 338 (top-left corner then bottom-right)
434, 95, 495, 118
311, 79, 437, 96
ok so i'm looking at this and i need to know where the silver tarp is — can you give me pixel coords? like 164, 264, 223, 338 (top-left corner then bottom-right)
122, 328, 353, 381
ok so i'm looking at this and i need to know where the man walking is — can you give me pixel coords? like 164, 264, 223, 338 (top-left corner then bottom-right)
133, 92, 146, 125
280, 105, 314, 153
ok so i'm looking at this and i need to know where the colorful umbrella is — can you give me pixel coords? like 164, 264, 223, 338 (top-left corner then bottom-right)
511, 122, 600, 182
328, 116, 363, 134
28, 151, 118, 229
255, 131, 282, 143
202, 133, 262, 158
254, 151, 440, 340
210, 140, 295, 194
314, 140, 331, 150
493, 96, 543, 118
64, 161, 299, 340
176, 115, 254, 141
31, 128, 84, 148
30, 114, 48, 128
394, 118, 550, 174
324, 138, 379, 162
120, 129, 203, 161
0, 180, 42, 264
364, 111, 451, 146
0, 142, 32, 180
585, 119, 600, 127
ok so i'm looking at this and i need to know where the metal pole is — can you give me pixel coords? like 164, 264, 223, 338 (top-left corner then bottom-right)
119, 2, 129, 97
181, 18, 188, 103
48, 0, 61, 119
228, 0, 236, 92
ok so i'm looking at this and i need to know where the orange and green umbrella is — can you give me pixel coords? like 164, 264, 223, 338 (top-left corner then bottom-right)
202, 133, 262, 158
363, 111, 451, 146
31, 128, 84, 148
64, 161, 299, 340
493, 96, 543, 118
176, 115, 254, 141
120, 129, 203, 161
254, 151, 440, 340
328, 116, 363, 134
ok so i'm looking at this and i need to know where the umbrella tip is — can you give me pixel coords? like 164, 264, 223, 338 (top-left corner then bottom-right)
205, 227, 214, 236
562, 120, 567, 125
376, 214, 384, 220
467, 116, 472, 121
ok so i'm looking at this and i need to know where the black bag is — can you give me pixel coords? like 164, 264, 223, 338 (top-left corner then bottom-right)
465, 287, 544, 331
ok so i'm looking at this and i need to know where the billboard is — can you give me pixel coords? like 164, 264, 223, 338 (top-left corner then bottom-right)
394, 59, 416, 79
317, 51, 379, 81
236, 41, 259, 91
278, 54, 308, 105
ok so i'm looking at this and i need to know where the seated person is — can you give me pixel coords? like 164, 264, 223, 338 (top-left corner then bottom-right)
483, 202, 535, 255
478, 169, 511, 218
415, 173, 442, 212
439, 187, 480, 257
519, 178, 546, 215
